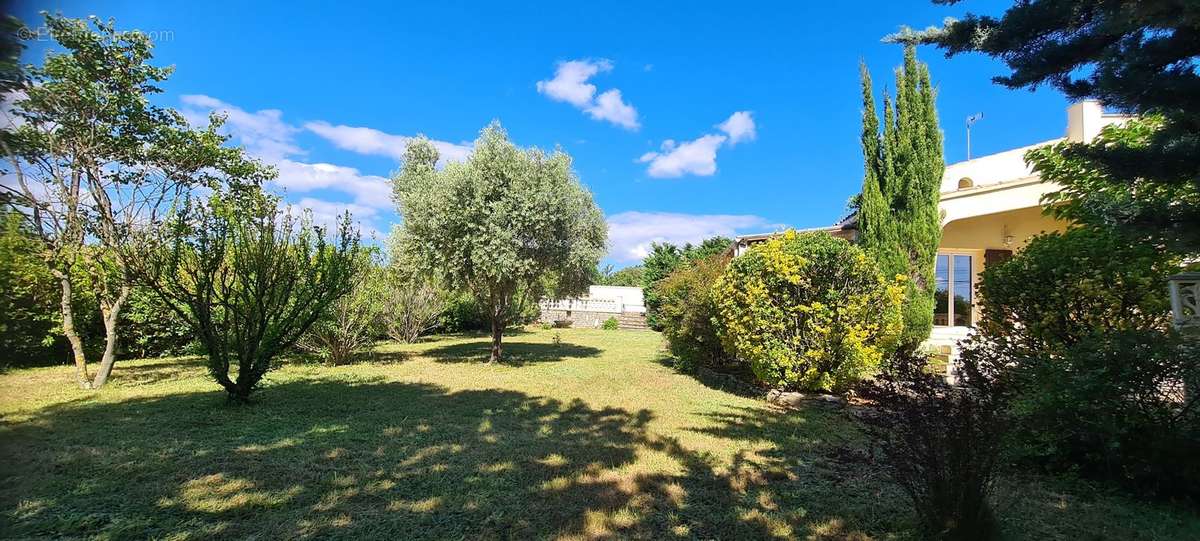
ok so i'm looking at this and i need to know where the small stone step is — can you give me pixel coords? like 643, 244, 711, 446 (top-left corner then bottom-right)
616, 313, 649, 330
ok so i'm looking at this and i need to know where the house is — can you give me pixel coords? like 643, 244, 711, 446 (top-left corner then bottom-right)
537, 285, 649, 330
731, 101, 1132, 365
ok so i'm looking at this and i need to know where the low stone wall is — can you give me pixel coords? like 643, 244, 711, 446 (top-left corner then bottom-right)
538, 308, 622, 329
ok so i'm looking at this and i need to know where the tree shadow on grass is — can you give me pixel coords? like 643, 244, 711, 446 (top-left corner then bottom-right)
107, 355, 208, 387
423, 340, 601, 365
686, 404, 909, 538
0, 375, 853, 539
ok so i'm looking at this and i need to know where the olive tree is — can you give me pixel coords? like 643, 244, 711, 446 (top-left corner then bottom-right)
134, 188, 362, 402
392, 123, 606, 362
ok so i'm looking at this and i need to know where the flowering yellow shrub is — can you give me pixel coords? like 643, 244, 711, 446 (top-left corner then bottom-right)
713, 230, 903, 392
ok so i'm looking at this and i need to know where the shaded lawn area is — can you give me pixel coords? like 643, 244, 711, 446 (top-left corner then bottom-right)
1, 328, 1198, 540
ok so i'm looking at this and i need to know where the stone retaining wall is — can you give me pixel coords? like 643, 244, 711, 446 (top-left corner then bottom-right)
538, 308, 622, 329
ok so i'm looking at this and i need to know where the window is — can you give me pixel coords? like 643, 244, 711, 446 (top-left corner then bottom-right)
934, 253, 973, 327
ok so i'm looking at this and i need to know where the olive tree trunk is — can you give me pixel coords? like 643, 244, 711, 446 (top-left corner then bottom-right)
489, 318, 504, 363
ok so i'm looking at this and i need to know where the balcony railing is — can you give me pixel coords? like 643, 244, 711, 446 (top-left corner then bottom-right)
539, 298, 645, 314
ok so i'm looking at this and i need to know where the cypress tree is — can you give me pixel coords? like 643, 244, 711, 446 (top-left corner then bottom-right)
858, 64, 901, 279
857, 45, 944, 350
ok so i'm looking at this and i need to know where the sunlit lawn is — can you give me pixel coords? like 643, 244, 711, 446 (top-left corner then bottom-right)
2, 327, 1198, 540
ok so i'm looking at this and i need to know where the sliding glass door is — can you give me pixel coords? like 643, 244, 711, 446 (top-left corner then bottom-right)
934, 253, 973, 327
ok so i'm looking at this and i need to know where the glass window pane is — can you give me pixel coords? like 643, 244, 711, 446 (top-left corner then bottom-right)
953, 255, 972, 326
934, 255, 949, 326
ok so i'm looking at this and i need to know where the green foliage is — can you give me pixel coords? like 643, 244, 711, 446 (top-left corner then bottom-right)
963, 331, 1200, 499
856, 46, 944, 349
134, 188, 362, 401
438, 292, 491, 333
713, 231, 903, 392
596, 264, 644, 287
641, 243, 683, 330
299, 254, 380, 365
964, 226, 1198, 497
641, 237, 731, 330
391, 123, 606, 361
601, 317, 619, 331
655, 253, 731, 372
856, 349, 1006, 541
907, 0, 1200, 252
1035, 116, 1200, 252
0, 210, 63, 366
120, 287, 196, 359
377, 265, 448, 344
974, 227, 1177, 355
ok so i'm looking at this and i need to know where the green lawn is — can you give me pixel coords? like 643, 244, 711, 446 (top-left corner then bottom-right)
1, 327, 1197, 540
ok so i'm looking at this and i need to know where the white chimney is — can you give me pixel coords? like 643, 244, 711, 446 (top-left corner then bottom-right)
1066, 100, 1105, 143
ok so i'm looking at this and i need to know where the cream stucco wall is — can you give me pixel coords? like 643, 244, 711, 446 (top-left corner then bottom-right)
941, 206, 1067, 252
937, 206, 1069, 327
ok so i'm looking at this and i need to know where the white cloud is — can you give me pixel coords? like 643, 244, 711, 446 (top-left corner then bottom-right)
537, 59, 640, 130
585, 89, 639, 130
180, 94, 301, 161
304, 121, 471, 165
536, 59, 610, 107
272, 160, 392, 209
606, 211, 778, 262
636, 134, 727, 178
717, 111, 756, 145
293, 197, 383, 240
637, 110, 757, 178
176, 93, 404, 250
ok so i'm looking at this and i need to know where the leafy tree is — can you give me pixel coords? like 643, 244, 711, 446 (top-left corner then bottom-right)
713, 231, 904, 392
133, 188, 362, 402
392, 123, 606, 362
857, 46, 945, 350
641, 243, 683, 330
1, 14, 263, 388
596, 264, 644, 287
905, 0, 1200, 252
1033, 116, 1200, 251
0, 209, 62, 366
641, 236, 732, 330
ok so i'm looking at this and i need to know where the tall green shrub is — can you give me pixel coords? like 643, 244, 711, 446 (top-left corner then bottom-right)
655, 253, 731, 371
642, 237, 731, 330
0, 210, 63, 366
974, 227, 1176, 354
963, 226, 1198, 497
713, 231, 903, 392
299, 254, 380, 365
857, 46, 944, 349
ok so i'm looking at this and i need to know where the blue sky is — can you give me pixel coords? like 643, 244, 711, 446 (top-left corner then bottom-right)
14, 0, 1071, 267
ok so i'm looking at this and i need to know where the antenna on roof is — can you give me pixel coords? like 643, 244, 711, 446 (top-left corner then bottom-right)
966, 113, 984, 160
